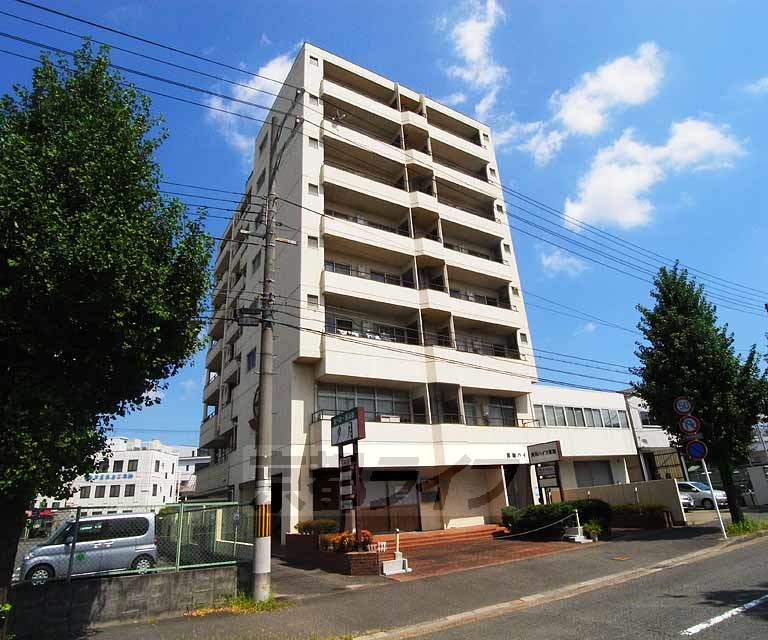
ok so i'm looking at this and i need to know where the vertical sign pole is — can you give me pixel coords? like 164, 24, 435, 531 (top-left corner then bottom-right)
702, 458, 727, 539
555, 462, 565, 503
353, 438, 362, 550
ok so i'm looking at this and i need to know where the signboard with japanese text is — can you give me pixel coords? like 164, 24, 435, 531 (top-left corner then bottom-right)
527, 441, 562, 465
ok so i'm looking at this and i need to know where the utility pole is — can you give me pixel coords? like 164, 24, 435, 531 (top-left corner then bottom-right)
251, 94, 303, 601
252, 116, 278, 602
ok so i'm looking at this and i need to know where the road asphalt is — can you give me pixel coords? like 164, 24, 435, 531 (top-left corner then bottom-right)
412, 534, 768, 639
79, 524, 758, 640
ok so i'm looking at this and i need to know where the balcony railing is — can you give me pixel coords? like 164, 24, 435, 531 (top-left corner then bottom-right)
450, 290, 515, 310
417, 280, 448, 293
327, 318, 420, 345
433, 156, 489, 183
438, 197, 495, 221
444, 242, 504, 264
324, 261, 414, 288
325, 209, 409, 237
414, 230, 442, 242
310, 409, 538, 427
324, 160, 403, 190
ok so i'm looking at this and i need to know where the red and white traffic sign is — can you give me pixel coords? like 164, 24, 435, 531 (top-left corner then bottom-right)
673, 396, 694, 416
679, 415, 701, 435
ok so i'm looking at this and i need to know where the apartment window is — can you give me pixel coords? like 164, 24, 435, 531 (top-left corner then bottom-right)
124, 484, 136, 497
574, 408, 586, 427
79, 486, 91, 499
109, 485, 120, 498
307, 294, 319, 310
258, 135, 268, 156
307, 235, 319, 249
127, 459, 138, 472
554, 406, 566, 426
503, 244, 511, 255
575, 461, 614, 488
565, 407, 576, 427
618, 410, 629, 429
309, 94, 319, 105
164, 472, 168, 479
97, 460, 109, 473
544, 405, 556, 426
256, 169, 266, 193
519, 333, 528, 344
317, 383, 409, 418
488, 168, 497, 179
246, 348, 257, 371
488, 397, 517, 426
112, 460, 123, 473
591, 409, 604, 427
510, 286, 520, 296
609, 409, 621, 428
639, 410, 655, 426
154, 460, 160, 473
91, 511, 102, 515
495, 203, 504, 213
309, 137, 319, 149
600, 409, 612, 429
152, 484, 158, 497
309, 55, 319, 66
534, 404, 546, 426
94, 486, 105, 499
308, 183, 319, 196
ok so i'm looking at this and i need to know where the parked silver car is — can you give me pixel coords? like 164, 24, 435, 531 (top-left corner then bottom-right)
677, 481, 728, 510
680, 493, 695, 510
17, 513, 157, 584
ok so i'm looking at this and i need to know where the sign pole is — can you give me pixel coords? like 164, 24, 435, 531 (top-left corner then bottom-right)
555, 462, 565, 503
702, 458, 727, 539
353, 438, 362, 550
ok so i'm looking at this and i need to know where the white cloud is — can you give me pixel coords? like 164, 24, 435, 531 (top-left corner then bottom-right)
539, 248, 589, 277
581, 322, 598, 333
179, 379, 199, 400
441, 0, 507, 120
564, 119, 745, 229
745, 76, 768, 93
206, 50, 296, 162
552, 42, 663, 136
495, 42, 664, 165
437, 92, 468, 107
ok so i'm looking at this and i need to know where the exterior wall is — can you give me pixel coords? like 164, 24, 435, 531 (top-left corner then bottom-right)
36, 438, 182, 513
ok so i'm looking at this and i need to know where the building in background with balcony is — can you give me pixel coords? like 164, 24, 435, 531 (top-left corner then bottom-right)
198, 44, 640, 539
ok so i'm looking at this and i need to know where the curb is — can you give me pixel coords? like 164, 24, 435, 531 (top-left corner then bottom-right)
355, 535, 767, 640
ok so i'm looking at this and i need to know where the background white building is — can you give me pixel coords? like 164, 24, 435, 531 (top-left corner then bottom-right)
37, 437, 205, 515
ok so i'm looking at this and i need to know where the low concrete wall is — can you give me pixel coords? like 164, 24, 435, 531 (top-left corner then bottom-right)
10, 565, 237, 639
562, 479, 686, 526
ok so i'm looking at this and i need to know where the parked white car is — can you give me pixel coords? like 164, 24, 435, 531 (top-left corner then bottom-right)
679, 493, 695, 511
677, 481, 728, 510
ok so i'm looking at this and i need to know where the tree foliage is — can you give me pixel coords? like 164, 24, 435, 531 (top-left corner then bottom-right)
632, 265, 767, 522
0, 41, 211, 526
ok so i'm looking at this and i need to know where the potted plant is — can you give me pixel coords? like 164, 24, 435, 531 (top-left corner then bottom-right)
582, 520, 602, 542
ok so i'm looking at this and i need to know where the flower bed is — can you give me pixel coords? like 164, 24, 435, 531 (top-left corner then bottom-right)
285, 529, 379, 575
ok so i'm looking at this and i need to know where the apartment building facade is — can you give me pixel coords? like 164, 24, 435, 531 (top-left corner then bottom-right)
36, 437, 181, 515
197, 44, 639, 539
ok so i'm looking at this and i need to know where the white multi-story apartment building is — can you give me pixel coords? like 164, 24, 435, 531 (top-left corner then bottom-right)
38, 437, 181, 515
197, 44, 639, 540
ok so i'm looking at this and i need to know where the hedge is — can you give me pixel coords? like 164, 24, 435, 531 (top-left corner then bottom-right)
501, 499, 612, 537
294, 519, 339, 534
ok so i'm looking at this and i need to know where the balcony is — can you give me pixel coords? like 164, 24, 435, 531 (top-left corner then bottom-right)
321, 78, 401, 126
321, 118, 404, 165
208, 313, 225, 340
194, 460, 230, 495
321, 211, 413, 256
450, 289, 514, 309
434, 160, 497, 199
428, 122, 490, 162
199, 413, 225, 449
212, 276, 227, 307
322, 163, 411, 210
203, 375, 220, 404
205, 339, 223, 370
213, 243, 231, 278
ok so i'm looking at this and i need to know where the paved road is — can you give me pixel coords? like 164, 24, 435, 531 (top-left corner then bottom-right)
415, 537, 768, 640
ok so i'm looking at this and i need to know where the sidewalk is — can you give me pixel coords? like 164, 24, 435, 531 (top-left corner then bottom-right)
84, 524, 732, 640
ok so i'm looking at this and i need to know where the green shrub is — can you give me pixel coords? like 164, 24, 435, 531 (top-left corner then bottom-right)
501, 499, 611, 537
611, 503, 665, 517
294, 519, 339, 535
725, 518, 768, 536
582, 520, 602, 538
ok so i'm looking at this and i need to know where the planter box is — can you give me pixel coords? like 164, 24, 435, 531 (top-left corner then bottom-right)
284, 534, 379, 575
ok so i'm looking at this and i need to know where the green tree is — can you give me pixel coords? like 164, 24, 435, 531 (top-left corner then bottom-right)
0, 43, 212, 597
632, 265, 766, 523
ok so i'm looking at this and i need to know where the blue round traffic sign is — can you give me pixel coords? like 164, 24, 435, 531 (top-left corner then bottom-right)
679, 415, 701, 435
673, 396, 694, 416
686, 439, 708, 460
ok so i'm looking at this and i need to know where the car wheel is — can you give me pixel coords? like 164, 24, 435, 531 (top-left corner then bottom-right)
702, 498, 714, 510
131, 555, 155, 573
26, 564, 54, 585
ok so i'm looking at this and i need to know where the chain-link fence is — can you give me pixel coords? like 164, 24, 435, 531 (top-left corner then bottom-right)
13, 502, 250, 585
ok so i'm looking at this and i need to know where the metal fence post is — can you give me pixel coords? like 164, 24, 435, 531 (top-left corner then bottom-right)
175, 503, 185, 571
66, 507, 81, 581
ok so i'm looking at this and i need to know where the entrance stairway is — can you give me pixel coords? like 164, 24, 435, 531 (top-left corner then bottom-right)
373, 524, 505, 563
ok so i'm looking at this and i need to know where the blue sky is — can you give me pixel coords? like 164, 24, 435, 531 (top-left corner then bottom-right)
2, 1, 767, 446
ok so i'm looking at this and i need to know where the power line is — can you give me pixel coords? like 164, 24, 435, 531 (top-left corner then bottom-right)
10, 2, 766, 306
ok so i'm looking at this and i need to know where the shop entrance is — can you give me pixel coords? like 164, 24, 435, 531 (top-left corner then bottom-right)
358, 470, 421, 533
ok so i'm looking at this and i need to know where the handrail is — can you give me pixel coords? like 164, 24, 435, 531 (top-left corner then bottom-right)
450, 289, 514, 310
324, 261, 415, 288
309, 409, 537, 427
325, 209, 410, 237
438, 196, 496, 221
324, 160, 403, 189
444, 241, 504, 264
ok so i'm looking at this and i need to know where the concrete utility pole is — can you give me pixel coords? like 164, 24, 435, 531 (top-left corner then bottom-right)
251, 95, 303, 601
